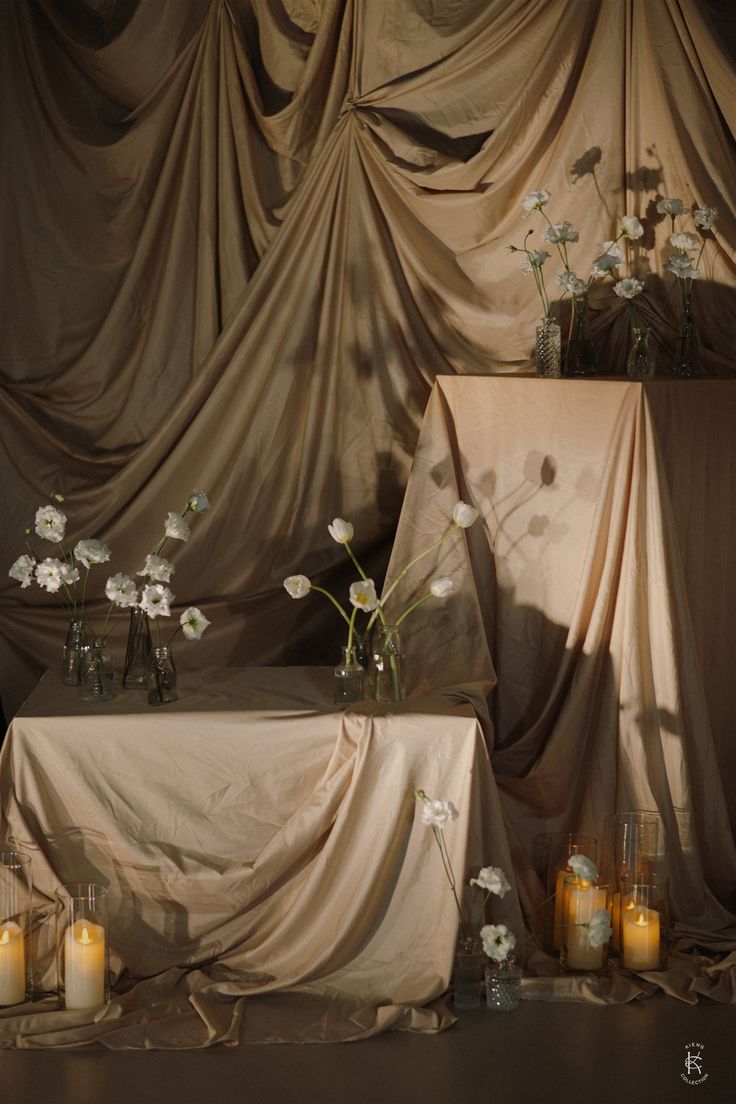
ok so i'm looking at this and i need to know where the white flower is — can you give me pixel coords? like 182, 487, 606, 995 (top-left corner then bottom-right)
73, 539, 111, 569
613, 277, 644, 300
284, 574, 311, 599
59, 563, 80, 586
349, 579, 378, 612
164, 512, 190, 542
664, 254, 699, 280
139, 584, 173, 619
620, 216, 644, 240
543, 221, 579, 245
556, 270, 587, 296
420, 798, 459, 828
187, 490, 210, 513
656, 196, 686, 217
180, 607, 210, 640
470, 866, 511, 898
430, 576, 455, 598
105, 573, 139, 608
35, 558, 64, 593
34, 505, 66, 543
137, 554, 175, 583
597, 240, 625, 263
520, 249, 550, 273
480, 923, 516, 963
587, 909, 613, 949
693, 206, 717, 231
452, 501, 479, 528
521, 189, 551, 213
590, 253, 619, 278
670, 232, 700, 253
9, 555, 35, 588
568, 853, 598, 882
328, 518, 354, 544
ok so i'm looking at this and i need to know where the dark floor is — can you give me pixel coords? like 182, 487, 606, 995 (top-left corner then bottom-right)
0, 995, 734, 1104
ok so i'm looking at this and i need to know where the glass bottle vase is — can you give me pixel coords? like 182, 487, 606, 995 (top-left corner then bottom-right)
673, 296, 699, 378
627, 325, 656, 379
62, 620, 87, 686
535, 318, 561, 378
565, 297, 596, 377
79, 639, 115, 703
333, 645, 365, 705
371, 625, 405, 703
454, 935, 483, 1009
485, 960, 522, 1011
148, 646, 177, 706
122, 607, 152, 687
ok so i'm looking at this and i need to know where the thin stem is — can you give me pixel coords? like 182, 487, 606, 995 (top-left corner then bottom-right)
371, 523, 458, 627
434, 826, 467, 940
310, 584, 352, 627
395, 591, 432, 628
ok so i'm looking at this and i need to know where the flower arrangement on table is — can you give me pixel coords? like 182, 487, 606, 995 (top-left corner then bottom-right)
283, 500, 479, 703
658, 196, 718, 377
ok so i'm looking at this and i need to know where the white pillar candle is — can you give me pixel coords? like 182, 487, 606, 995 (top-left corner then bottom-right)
565, 884, 607, 970
0, 921, 26, 1006
64, 919, 106, 1009
622, 905, 660, 971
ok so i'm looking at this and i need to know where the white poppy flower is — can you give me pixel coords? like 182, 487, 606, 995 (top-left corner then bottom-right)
105, 573, 139, 608
470, 866, 511, 898
664, 254, 699, 280
568, 853, 598, 882
328, 518, 354, 544
480, 923, 517, 963
284, 574, 311, 599
187, 490, 210, 513
596, 240, 625, 263
9, 555, 36, 588
452, 501, 479, 528
693, 206, 717, 230
73, 539, 111, 569
520, 249, 550, 273
587, 908, 613, 949
34, 505, 66, 543
543, 221, 579, 245
556, 270, 587, 296
521, 189, 551, 213
620, 216, 644, 240
59, 563, 80, 586
36, 558, 64, 593
349, 578, 378, 612
137, 554, 175, 583
656, 196, 686, 217
164, 512, 190, 541
420, 798, 459, 828
430, 576, 455, 598
180, 607, 211, 640
670, 232, 700, 253
613, 277, 644, 300
140, 584, 173, 619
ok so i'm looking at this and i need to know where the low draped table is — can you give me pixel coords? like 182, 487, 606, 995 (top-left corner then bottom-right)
0, 666, 518, 1048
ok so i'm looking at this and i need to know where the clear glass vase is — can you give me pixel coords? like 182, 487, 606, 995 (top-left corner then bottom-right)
371, 625, 405, 703
535, 318, 561, 378
62, 619, 87, 686
565, 297, 596, 377
673, 296, 699, 378
454, 935, 483, 1009
79, 639, 114, 703
627, 325, 656, 379
122, 607, 152, 687
485, 960, 522, 1011
148, 646, 177, 706
333, 645, 365, 705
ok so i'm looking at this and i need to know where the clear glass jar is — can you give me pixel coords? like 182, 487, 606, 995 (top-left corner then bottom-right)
626, 326, 656, 379
535, 318, 561, 378
371, 625, 405, 703
333, 645, 365, 705
122, 607, 152, 687
454, 935, 483, 1009
79, 639, 114, 703
485, 960, 522, 1011
148, 646, 177, 706
62, 620, 87, 686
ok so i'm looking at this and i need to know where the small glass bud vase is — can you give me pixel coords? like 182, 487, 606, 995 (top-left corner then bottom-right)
148, 646, 177, 706
371, 625, 405, 703
62, 619, 87, 686
0, 849, 33, 1006
620, 873, 669, 972
673, 296, 699, 378
485, 959, 522, 1012
626, 325, 656, 379
454, 934, 483, 1009
565, 297, 596, 377
79, 639, 115, 703
559, 876, 610, 974
122, 607, 152, 687
535, 317, 561, 378
333, 645, 365, 705
55, 883, 109, 1010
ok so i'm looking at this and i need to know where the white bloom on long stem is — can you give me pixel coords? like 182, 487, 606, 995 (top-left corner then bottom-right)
180, 607, 210, 640
693, 206, 717, 231
36, 558, 64, 593
59, 563, 80, 586
349, 578, 377, 612
430, 576, 455, 598
164, 511, 190, 541
590, 253, 619, 278
656, 196, 686, 217
664, 254, 699, 280
284, 574, 311, 599
620, 215, 644, 240
420, 798, 459, 828
452, 501, 478, 528
543, 220, 579, 245
586, 908, 612, 948
187, 490, 210, 513
34, 505, 66, 543
596, 240, 625, 264
137, 554, 175, 583
521, 189, 551, 213
73, 539, 111, 569
470, 866, 511, 898
613, 277, 644, 300
105, 573, 139, 608
520, 249, 550, 273
556, 270, 587, 296
140, 584, 173, 619
670, 232, 700, 253
480, 923, 516, 963
9, 555, 36, 588
328, 518, 354, 544
568, 853, 598, 882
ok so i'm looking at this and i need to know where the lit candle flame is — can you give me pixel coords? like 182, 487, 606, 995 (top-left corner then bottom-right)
80, 925, 92, 944
635, 911, 648, 927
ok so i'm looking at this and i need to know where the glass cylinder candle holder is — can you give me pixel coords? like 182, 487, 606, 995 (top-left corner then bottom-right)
600, 811, 664, 955
55, 883, 110, 1010
0, 849, 32, 1006
545, 833, 597, 953
620, 873, 669, 973
559, 876, 610, 974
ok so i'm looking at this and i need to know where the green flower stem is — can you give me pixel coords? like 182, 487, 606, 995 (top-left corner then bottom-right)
394, 591, 432, 628
434, 826, 468, 941
368, 523, 458, 631
310, 585, 352, 627
167, 624, 183, 647
346, 605, 358, 654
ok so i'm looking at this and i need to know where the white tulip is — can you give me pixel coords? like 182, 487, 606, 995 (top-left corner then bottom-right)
284, 574, 311, 599
430, 576, 455, 598
452, 501, 479, 528
328, 518, 354, 544
349, 578, 377, 611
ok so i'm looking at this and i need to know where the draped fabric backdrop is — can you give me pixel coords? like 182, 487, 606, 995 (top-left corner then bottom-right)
1, 0, 735, 723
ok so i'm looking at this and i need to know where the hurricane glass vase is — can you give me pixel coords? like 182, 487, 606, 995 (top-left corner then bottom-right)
122, 607, 152, 688
673, 296, 699, 378
535, 317, 561, 378
485, 960, 522, 1012
333, 645, 365, 705
62, 619, 87, 686
371, 625, 405, 703
565, 297, 596, 377
79, 639, 115, 703
148, 645, 177, 706
0, 849, 33, 1006
627, 325, 656, 379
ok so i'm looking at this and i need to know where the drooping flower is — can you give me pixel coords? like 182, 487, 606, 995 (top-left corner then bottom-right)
34, 505, 66, 543
693, 206, 717, 231
568, 853, 598, 882
480, 923, 517, 963
349, 579, 378, 612
8, 555, 35, 588
140, 584, 173, 619
35, 558, 64, 593
328, 518, 354, 544
520, 249, 550, 272
430, 576, 455, 598
670, 232, 700, 253
543, 221, 579, 245
470, 866, 511, 898
284, 574, 311, 599
452, 501, 479, 528
656, 196, 687, 217
137, 554, 175, 583
420, 798, 459, 828
521, 189, 551, 213
556, 270, 587, 296
164, 511, 191, 542
187, 490, 210, 513
620, 215, 644, 240
586, 908, 613, 949
180, 607, 211, 640
613, 277, 644, 300
664, 254, 700, 280
105, 573, 139, 608
73, 539, 111, 569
